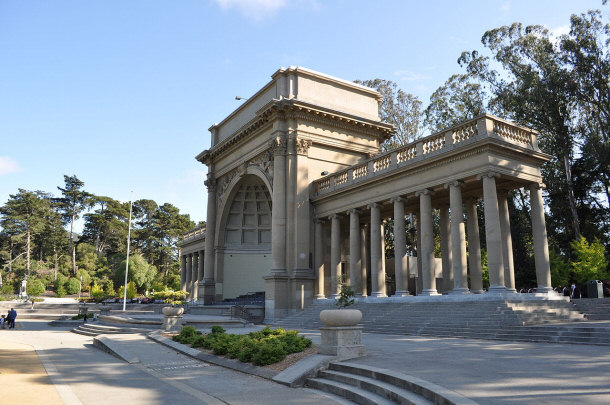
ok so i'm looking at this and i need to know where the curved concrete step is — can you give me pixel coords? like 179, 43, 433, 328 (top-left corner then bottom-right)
307, 377, 397, 405
71, 323, 150, 336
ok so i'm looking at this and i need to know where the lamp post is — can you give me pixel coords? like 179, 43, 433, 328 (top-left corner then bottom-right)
122, 193, 133, 312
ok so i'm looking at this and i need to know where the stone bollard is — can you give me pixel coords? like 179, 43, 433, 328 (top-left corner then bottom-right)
318, 309, 365, 360
162, 306, 184, 331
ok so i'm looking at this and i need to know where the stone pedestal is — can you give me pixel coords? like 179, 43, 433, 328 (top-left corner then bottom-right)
319, 326, 365, 360
162, 315, 183, 331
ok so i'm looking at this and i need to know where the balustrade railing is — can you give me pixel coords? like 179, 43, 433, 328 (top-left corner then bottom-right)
182, 226, 206, 242
312, 114, 538, 195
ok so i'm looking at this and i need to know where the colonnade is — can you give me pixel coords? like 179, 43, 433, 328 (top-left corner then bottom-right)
314, 172, 553, 298
180, 250, 205, 301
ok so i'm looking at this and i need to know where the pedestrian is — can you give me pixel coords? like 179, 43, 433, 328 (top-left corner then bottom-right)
83, 313, 88, 324
7, 307, 17, 329
0, 315, 5, 329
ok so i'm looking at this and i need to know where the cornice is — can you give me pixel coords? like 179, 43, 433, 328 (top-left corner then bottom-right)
196, 98, 395, 165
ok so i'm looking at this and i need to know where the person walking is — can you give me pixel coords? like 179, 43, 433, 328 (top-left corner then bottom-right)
7, 307, 17, 329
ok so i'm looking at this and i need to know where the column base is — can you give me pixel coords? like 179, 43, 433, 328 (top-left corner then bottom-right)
535, 286, 555, 293
264, 274, 290, 323
369, 292, 387, 298
201, 280, 216, 305
487, 285, 508, 293
505, 287, 518, 293
418, 289, 440, 296
315, 294, 327, 300
393, 290, 411, 297
330, 293, 340, 299
470, 289, 485, 294
449, 288, 470, 295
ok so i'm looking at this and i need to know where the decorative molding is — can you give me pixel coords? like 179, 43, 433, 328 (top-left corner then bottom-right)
476, 171, 501, 181
204, 176, 216, 193
415, 188, 435, 197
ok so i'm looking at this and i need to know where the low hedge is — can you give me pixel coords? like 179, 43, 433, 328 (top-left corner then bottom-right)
173, 325, 312, 366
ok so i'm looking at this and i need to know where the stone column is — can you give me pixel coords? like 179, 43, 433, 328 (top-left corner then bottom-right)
190, 253, 198, 301
192, 250, 204, 302
180, 254, 187, 292
361, 224, 369, 297
465, 198, 484, 294
348, 209, 362, 296
185, 254, 193, 300
417, 189, 439, 295
203, 175, 217, 305
265, 134, 290, 321
498, 191, 516, 292
314, 219, 325, 299
270, 135, 287, 274
479, 172, 506, 292
447, 181, 469, 294
530, 183, 553, 292
286, 135, 296, 272
415, 214, 423, 294
330, 214, 341, 298
368, 203, 386, 297
439, 205, 453, 293
392, 197, 409, 296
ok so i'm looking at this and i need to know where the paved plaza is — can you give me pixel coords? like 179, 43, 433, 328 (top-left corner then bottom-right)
1, 319, 609, 404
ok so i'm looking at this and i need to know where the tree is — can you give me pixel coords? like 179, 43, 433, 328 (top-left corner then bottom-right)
0, 189, 53, 275
570, 236, 608, 284
460, 23, 582, 241
82, 196, 129, 257
26, 278, 46, 297
118, 281, 137, 300
354, 79, 423, 149
115, 254, 157, 293
424, 73, 487, 132
56, 175, 93, 275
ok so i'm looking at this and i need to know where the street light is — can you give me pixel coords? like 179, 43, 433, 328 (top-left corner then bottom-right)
235, 96, 248, 101
122, 193, 133, 312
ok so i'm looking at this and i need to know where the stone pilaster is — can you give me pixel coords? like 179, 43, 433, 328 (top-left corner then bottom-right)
416, 189, 439, 296
185, 254, 193, 300
530, 183, 553, 292
498, 190, 516, 292
392, 197, 410, 296
361, 223, 369, 297
203, 174, 217, 305
465, 198, 484, 294
329, 213, 341, 299
314, 219, 325, 299
368, 203, 386, 297
479, 172, 506, 292
348, 209, 362, 297
447, 181, 469, 294
439, 204, 453, 293
270, 135, 287, 274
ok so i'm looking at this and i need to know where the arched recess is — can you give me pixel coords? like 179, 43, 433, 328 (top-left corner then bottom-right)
215, 170, 273, 300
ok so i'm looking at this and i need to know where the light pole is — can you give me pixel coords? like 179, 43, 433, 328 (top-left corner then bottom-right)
122, 193, 133, 312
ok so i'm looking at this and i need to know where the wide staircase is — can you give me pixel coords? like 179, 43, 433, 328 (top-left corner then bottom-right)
572, 298, 610, 320
273, 298, 610, 346
306, 362, 477, 405
72, 322, 152, 336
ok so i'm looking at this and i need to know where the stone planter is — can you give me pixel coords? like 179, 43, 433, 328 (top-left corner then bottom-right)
320, 309, 362, 327
162, 306, 184, 317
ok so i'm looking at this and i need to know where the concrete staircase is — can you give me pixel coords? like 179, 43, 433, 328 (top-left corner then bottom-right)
572, 298, 610, 320
307, 362, 476, 405
72, 323, 151, 336
272, 298, 610, 346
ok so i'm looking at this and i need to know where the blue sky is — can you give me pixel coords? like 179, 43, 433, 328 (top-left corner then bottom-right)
0, 0, 604, 230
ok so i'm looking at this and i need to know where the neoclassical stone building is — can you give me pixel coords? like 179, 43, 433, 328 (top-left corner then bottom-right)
179, 67, 553, 322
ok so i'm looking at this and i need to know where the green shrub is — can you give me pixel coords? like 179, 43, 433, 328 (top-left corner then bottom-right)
26, 278, 46, 297
172, 325, 312, 367
66, 278, 81, 294
55, 284, 67, 297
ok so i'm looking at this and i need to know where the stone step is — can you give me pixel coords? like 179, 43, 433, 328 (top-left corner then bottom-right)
327, 362, 478, 405
306, 377, 397, 405
317, 370, 434, 405
71, 323, 150, 336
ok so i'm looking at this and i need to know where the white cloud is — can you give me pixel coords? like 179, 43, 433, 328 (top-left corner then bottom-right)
549, 24, 570, 39
501, 2, 511, 13
393, 70, 429, 82
0, 156, 21, 177
212, 0, 288, 21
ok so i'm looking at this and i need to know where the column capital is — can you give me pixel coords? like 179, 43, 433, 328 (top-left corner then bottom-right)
415, 188, 435, 197
328, 213, 341, 220
346, 208, 361, 215
530, 182, 546, 191
269, 135, 287, 155
315, 218, 325, 225
367, 202, 381, 210
204, 176, 217, 192
476, 171, 500, 181
296, 138, 312, 155
444, 180, 465, 189
390, 196, 405, 204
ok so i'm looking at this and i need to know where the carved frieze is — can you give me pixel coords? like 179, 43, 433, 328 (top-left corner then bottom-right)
296, 138, 312, 155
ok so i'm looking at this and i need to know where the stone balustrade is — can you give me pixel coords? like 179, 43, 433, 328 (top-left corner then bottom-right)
313, 114, 538, 196
182, 225, 206, 242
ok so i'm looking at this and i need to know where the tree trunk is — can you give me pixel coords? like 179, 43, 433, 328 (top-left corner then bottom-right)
53, 246, 58, 281
562, 152, 581, 237
70, 211, 77, 275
